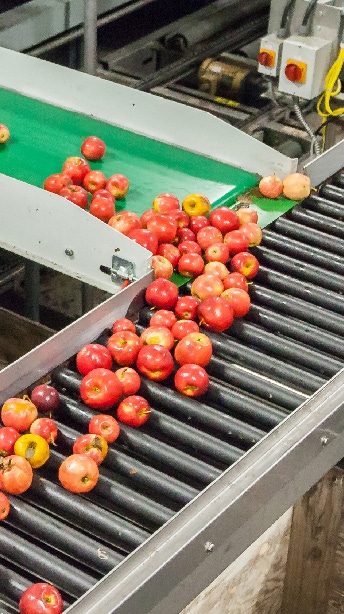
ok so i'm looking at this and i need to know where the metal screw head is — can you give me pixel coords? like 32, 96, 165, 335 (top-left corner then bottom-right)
204, 541, 214, 552
65, 248, 74, 257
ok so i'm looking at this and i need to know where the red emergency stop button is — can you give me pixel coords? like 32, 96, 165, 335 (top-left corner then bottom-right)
284, 59, 307, 83
257, 49, 275, 68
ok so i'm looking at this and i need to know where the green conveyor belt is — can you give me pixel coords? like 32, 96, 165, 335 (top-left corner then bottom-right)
0, 88, 297, 225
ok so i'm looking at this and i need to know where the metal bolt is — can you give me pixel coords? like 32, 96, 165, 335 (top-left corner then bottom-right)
204, 541, 214, 553
320, 436, 328, 446
65, 248, 74, 257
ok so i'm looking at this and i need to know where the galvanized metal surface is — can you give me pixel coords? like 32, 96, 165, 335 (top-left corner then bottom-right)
304, 138, 344, 186
0, 173, 152, 293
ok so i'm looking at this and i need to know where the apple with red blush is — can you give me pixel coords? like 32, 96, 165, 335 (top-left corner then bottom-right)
108, 211, 142, 235
209, 206, 240, 233
59, 184, 88, 209
196, 226, 223, 250
204, 261, 229, 280
157, 243, 181, 268
174, 331, 212, 367
174, 363, 209, 397
171, 319, 199, 340
221, 287, 251, 317
204, 242, 230, 264
112, 318, 136, 334
198, 296, 234, 332
150, 309, 177, 329
128, 228, 159, 254
191, 273, 224, 300
106, 174, 130, 199
178, 240, 202, 255
223, 272, 249, 292
145, 278, 179, 310
230, 251, 260, 279
89, 198, 115, 223
43, 172, 70, 194
152, 192, 180, 214
147, 214, 177, 243
174, 295, 200, 320
152, 255, 174, 279
136, 344, 174, 381
19, 582, 63, 614
140, 326, 174, 350
176, 227, 197, 243
107, 330, 143, 366
223, 229, 249, 255
189, 215, 209, 234
83, 170, 107, 194
0, 124, 10, 144
62, 156, 90, 184
178, 253, 204, 278
81, 135, 106, 160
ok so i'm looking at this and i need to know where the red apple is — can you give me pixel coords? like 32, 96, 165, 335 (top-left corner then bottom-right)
62, 156, 91, 184
152, 192, 180, 213
230, 251, 260, 279
81, 135, 106, 161
43, 172, 70, 194
196, 226, 223, 250
59, 184, 88, 209
203, 261, 229, 280
145, 278, 179, 310
221, 287, 251, 317
112, 317, 136, 334
83, 170, 107, 194
171, 319, 199, 340
174, 332, 212, 367
191, 273, 224, 300
117, 395, 151, 427
140, 326, 174, 350
223, 229, 249, 255
198, 296, 234, 332
147, 214, 177, 243
189, 215, 210, 234
106, 174, 130, 199
89, 197, 115, 223
136, 344, 174, 381
176, 227, 197, 243
178, 253, 204, 278
168, 209, 189, 229
204, 242, 230, 264
108, 211, 142, 235
174, 295, 200, 320
30, 418, 58, 444
140, 208, 157, 228
259, 174, 283, 198
19, 582, 63, 614
157, 243, 181, 268
152, 255, 174, 279
107, 330, 143, 366
209, 206, 240, 234
128, 228, 159, 254
88, 414, 120, 443
80, 368, 123, 409
178, 240, 202, 255
92, 188, 115, 203
114, 367, 141, 395
174, 363, 209, 397
223, 271, 249, 292
150, 309, 177, 329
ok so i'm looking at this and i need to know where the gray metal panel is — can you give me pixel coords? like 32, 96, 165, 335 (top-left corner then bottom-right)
304, 138, 344, 185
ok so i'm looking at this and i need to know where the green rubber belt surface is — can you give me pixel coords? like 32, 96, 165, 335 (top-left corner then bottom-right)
0, 89, 297, 219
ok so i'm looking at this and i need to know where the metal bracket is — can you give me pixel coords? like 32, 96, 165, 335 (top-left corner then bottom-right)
111, 255, 137, 284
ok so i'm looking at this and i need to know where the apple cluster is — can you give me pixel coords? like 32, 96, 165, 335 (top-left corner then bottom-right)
258, 172, 311, 200
43, 135, 130, 223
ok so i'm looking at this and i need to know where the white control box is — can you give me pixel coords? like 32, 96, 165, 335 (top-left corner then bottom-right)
278, 36, 333, 100
257, 33, 284, 77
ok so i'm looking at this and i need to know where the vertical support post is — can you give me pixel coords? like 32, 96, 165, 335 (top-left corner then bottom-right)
24, 260, 40, 322
280, 467, 344, 614
84, 0, 98, 76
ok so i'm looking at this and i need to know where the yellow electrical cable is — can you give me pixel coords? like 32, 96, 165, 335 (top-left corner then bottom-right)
317, 47, 344, 119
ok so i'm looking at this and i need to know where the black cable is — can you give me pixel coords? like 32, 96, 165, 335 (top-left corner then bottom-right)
301, 0, 318, 28
278, 0, 297, 36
